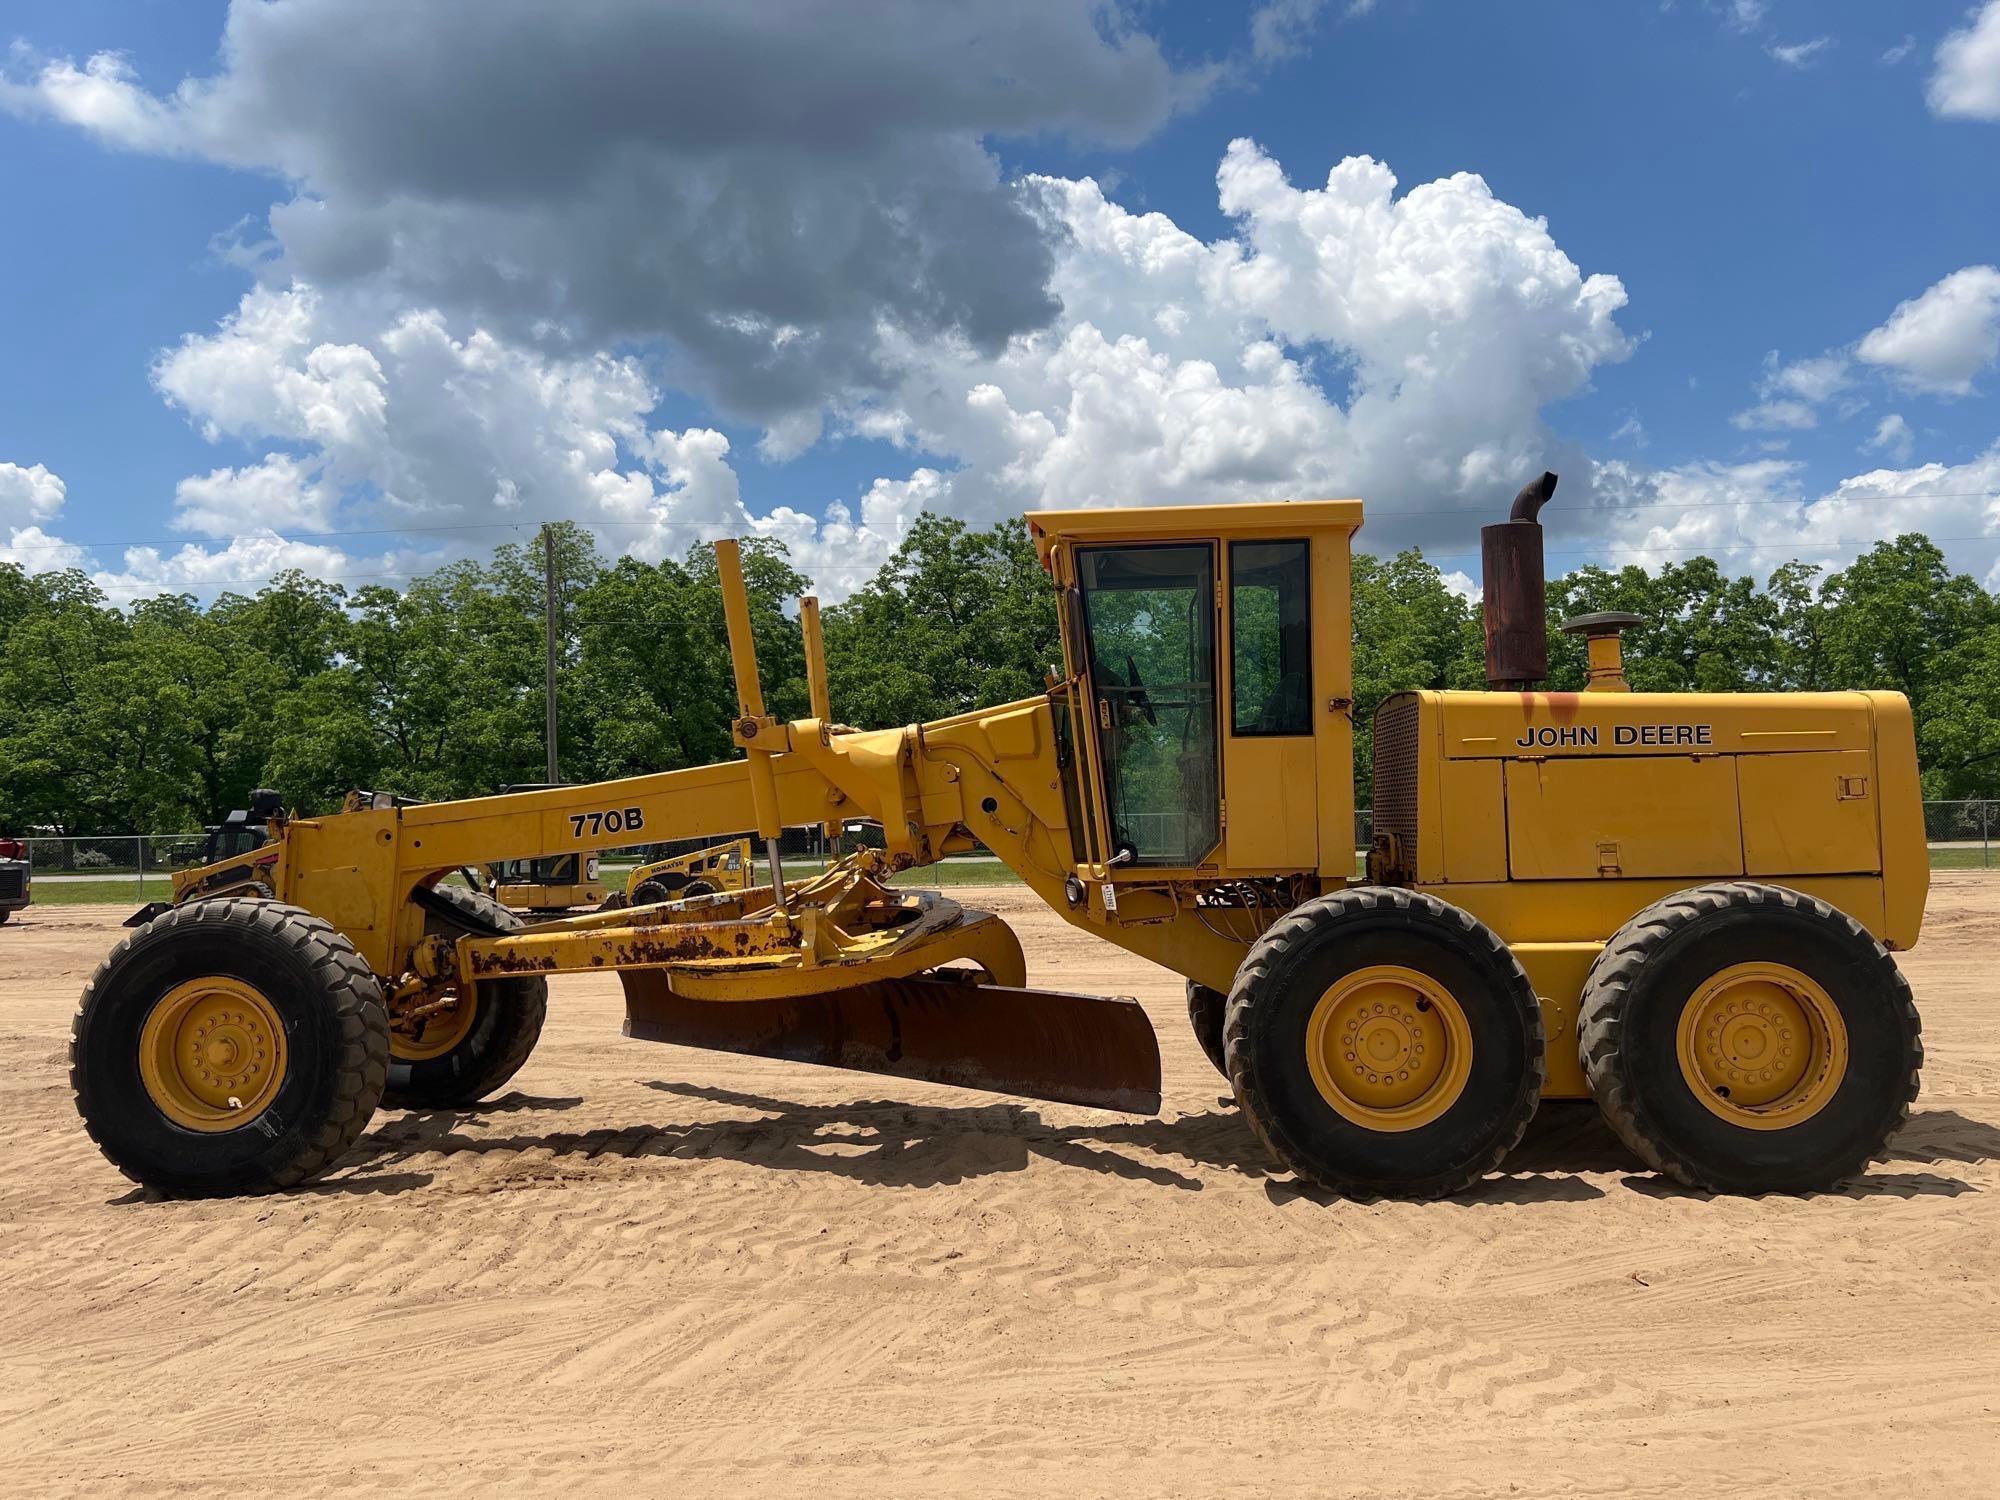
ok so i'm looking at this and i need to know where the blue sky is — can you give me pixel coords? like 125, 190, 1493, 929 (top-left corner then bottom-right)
2, 0, 1998, 597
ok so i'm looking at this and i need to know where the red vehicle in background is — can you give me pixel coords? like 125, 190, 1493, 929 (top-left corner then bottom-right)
0, 837, 29, 924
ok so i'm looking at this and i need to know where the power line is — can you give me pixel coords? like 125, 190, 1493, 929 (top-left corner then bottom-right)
9, 488, 2000, 560
65, 529, 2000, 588
1400, 530, 2000, 563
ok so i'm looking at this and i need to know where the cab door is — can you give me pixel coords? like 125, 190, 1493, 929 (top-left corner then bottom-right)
1073, 543, 1222, 867
1221, 539, 1318, 871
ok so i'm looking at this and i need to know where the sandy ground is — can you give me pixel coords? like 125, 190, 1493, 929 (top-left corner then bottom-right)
3, 883, 1997, 1499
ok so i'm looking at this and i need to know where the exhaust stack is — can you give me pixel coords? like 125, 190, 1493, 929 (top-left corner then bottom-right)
1482, 471, 1557, 689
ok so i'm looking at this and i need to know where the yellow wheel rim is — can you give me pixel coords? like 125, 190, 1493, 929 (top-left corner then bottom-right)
138, 977, 288, 1133
1675, 962, 1848, 1130
392, 990, 478, 1062
1305, 965, 1474, 1132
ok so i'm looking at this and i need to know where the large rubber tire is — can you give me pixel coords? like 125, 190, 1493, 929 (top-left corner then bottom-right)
0, 907, 11, 925
1186, 980, 1228, 1079
71, 898, 389, 1195
383, 885, 548, 1110
1578, 882, 1922, 1194
630, 879, 675, 905
681, 879, 717, 898
1225, 887, 1545, 1199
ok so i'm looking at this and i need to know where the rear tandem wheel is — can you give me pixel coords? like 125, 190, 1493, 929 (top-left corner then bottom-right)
1578, 882, 1922, 1194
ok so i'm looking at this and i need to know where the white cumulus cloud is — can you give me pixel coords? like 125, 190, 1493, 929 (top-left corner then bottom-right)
171, 454, 340, 537
69, 140, 1639, 599
1929, 1, 2000, 119
1602, 446, 2000, 590
0, 0, 1209, 428
0, 460, 67, 528
1856, 265, 2000, 394
0, 462, 86, 572
832, 143, 1634, 562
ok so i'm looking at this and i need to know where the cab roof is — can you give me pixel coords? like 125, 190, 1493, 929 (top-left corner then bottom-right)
1026, 499, 1366, 567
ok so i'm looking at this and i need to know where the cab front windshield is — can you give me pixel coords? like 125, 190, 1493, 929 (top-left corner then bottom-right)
1075, 543, 1220, 866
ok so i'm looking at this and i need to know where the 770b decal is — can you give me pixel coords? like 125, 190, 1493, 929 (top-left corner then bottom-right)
568, 806, 645, 839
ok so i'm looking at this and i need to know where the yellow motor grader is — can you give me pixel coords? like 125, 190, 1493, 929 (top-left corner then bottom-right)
72, 477, 1927, 1199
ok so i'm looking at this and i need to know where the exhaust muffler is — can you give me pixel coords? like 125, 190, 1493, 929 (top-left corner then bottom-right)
1481, 471, 1557, 690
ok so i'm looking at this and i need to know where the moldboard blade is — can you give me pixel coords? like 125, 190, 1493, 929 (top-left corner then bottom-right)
621, 973, 1162, 1114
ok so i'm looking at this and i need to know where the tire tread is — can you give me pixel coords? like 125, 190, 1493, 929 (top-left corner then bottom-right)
1577, 881, 1922, 1192
1224, 886, 1546, 1199
70, 897, 388, 1195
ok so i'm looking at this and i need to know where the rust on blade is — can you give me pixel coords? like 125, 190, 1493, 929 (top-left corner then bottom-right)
621, 973, 1163, 1115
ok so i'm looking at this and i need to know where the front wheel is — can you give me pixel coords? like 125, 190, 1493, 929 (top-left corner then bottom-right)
1226, 887, 1545, 1199
71, 898, 389, 1195
383, 884, 547, 1109
1579, 882, 1921, 1193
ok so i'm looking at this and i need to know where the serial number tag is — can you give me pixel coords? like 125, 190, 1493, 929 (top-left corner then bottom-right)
568, 806, 645, 839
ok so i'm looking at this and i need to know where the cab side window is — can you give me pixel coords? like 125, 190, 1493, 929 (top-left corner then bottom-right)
1230, 540, 1312, 736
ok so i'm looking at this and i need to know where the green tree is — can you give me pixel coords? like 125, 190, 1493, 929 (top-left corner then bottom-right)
1919, 624, 2000, 798
1545, 557, 1782, 692
1351, 549, 1482, 805
1817, 535, 1990, 709
823, 516, 1058, 727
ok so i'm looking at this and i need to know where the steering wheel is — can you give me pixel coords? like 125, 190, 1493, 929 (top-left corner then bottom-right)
1124, 654, 1159, 727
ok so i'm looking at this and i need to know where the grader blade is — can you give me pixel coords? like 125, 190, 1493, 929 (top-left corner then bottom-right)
621, 972, 1163, 1114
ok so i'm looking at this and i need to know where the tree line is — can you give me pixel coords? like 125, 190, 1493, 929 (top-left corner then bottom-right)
4, 513, 1999, 837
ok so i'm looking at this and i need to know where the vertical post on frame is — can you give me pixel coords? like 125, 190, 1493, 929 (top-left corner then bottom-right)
799, 594, 839, 846
543, 524, 560, 785
715, 538, 789, 911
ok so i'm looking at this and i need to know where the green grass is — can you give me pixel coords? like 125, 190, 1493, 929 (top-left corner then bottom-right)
26, 847, 1992, 910
23, 876, 174, 906
1929, 847, 1998, 870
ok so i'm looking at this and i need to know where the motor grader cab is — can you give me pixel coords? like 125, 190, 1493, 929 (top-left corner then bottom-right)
72, 478, 1927, 1203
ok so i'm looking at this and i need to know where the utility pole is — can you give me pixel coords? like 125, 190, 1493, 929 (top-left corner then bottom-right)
542, 523, 560, 784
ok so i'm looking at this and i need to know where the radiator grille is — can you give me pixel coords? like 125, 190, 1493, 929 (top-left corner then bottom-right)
0, 867, 24, 901
1371, 694, 1421, 875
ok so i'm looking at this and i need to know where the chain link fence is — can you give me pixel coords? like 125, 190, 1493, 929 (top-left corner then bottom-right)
6, 801, 1998, 905
17, 835, 211, 882
1921, 799, 1998, 870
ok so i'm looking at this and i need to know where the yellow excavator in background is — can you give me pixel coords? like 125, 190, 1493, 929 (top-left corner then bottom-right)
72, 476, 1926, 1201
486, 851, 607, 914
